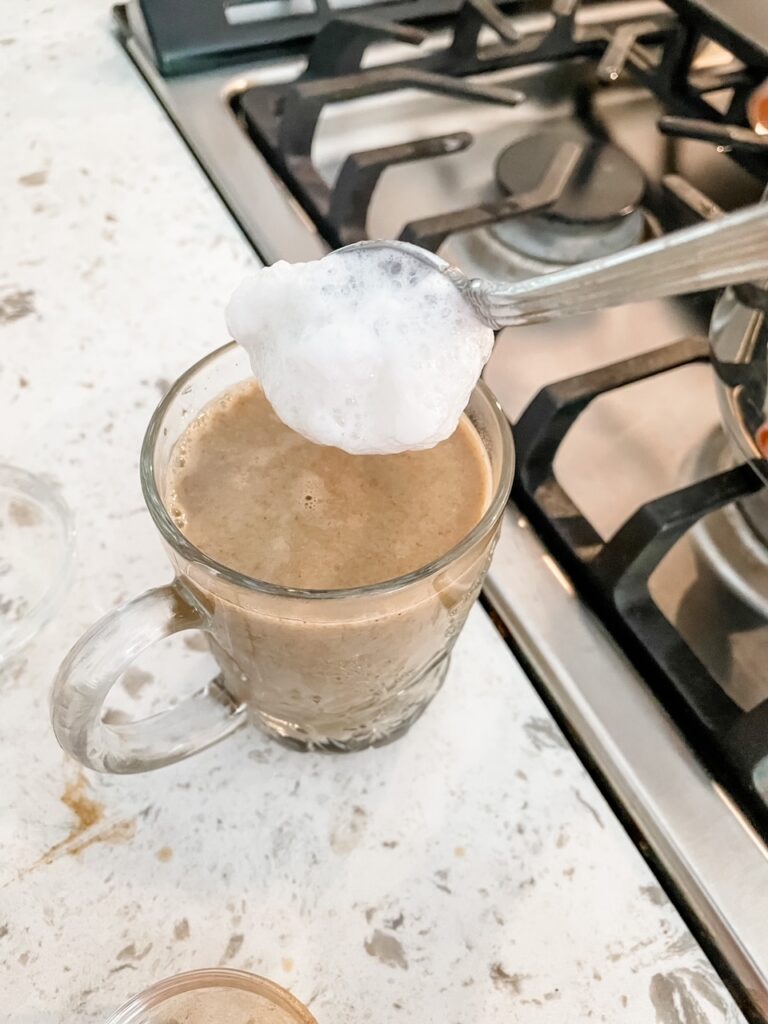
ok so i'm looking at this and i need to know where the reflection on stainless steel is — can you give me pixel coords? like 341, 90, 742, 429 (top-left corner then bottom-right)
711, 284, 768, 482
652, 489, 768, 718
686, 429, 768, 621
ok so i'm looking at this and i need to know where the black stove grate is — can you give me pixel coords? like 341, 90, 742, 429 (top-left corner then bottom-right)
230, 0, 768, 249
512, 336, 768, 839
235, 0, 611, 249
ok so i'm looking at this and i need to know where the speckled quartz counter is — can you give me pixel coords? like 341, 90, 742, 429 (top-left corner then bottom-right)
0, 4, 747, 1023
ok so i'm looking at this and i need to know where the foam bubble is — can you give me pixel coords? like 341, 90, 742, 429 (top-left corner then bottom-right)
225, 245, 494, 455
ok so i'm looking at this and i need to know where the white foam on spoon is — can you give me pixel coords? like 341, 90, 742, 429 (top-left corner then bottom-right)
225, 246, 494, 455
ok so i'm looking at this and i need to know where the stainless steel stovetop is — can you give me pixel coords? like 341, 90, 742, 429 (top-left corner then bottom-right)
116, 1, 768, 1016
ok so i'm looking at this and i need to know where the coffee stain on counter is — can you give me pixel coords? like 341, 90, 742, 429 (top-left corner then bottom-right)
66, 820, 136, 857
38, 774, 104, 864
60, 774, 103, 831
10, 772, 137, 881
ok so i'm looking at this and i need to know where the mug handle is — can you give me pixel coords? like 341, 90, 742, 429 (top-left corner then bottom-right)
51, 581, 248, 773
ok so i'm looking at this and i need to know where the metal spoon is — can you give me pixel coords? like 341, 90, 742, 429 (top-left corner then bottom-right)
338, 201, 768, 329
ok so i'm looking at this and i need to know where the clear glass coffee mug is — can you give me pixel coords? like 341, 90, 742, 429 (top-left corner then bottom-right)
52, 343, 514, 773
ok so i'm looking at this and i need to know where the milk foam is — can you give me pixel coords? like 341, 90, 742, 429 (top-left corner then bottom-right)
225, 245, 494, 455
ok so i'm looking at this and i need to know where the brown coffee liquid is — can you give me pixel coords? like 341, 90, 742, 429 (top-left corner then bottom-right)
167, 379, 492, 589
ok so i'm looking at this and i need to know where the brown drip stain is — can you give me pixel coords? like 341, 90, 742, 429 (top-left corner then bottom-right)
66, 820, 136, 857
61, 774, 103, 832
35, 773, 134, 867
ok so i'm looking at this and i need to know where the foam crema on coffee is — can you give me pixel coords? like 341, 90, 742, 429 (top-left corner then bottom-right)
225, 246, 494, 455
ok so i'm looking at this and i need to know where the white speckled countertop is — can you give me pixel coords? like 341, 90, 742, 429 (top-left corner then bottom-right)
0, 4, 748, 1022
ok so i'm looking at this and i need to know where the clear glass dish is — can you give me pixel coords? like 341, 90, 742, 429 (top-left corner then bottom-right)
104, 968, 318, 1024
0, 464, 74, 665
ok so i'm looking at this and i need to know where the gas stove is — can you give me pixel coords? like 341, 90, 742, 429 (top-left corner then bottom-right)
115, 0, 768, 1017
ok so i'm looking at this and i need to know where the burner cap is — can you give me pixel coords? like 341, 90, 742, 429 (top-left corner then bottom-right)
496, 128, 645, 225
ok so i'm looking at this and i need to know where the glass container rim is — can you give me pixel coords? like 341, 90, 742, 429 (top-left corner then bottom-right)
103, 967, 317, 1024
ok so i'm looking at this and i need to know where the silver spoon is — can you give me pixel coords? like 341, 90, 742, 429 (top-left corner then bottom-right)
338, 201, 768, 329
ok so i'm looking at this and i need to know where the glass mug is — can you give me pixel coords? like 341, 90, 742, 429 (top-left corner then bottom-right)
52, 343, 514, 773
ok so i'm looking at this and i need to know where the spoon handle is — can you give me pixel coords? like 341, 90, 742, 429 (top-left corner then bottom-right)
462, 201, 768, 328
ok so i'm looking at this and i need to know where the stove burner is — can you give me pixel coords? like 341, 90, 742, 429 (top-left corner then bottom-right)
496, 128, 645, 223
492, 128, 647, 263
